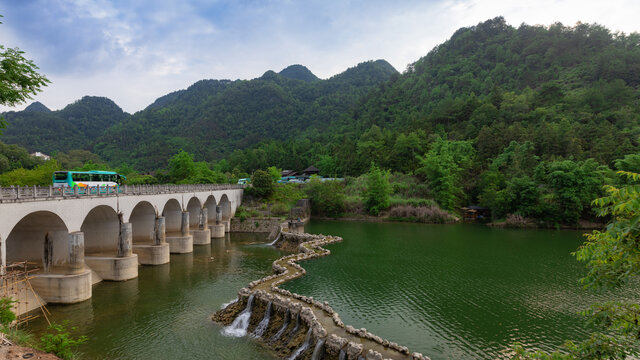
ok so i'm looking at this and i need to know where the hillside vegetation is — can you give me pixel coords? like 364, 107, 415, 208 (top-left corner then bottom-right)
2, 17, 640, 226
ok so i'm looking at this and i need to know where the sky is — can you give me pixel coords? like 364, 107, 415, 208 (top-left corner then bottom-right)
1, 0, 639, 114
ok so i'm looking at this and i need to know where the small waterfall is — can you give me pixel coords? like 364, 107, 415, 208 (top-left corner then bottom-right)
252, 301, 273, 337
338, 349, 346, 360
287, 328, 312, 360
270, 309, 290, 343
286, 313, 301, 343
221, 294, 255, 337
311, 338, 325, 360
269, 227, 282, 246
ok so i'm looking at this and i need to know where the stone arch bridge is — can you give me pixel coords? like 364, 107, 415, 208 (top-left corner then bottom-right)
0, 184, 243, 309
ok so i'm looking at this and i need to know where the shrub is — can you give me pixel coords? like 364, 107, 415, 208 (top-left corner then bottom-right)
364, 163, 392, 216
305, 178, 345, 217
270, 202, 289, 216
251, 170, 274, 198
388, 205, 457, 224
344, 196, 363, 215
269, 183, 305, 205
505, 213, 536, 228
39, 321, 87, 360
0, 297, 16, 326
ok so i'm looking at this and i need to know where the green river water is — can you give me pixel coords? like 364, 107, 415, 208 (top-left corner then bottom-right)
24, 222, 640, 359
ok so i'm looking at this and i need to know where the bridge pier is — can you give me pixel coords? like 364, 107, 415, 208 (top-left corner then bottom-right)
132, 216, 170, 265
209, 206, 225, 238
192, 207, 211, 245
31, 231, 92, 304
166, 211, 193, 253
85, 221, 138, 281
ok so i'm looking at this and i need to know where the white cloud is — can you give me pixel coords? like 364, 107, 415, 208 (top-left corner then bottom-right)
2, 0, 640, 113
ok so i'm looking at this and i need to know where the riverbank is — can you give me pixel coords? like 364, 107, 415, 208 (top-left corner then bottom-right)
0, 333, 60, 360
214, 232, 428, 360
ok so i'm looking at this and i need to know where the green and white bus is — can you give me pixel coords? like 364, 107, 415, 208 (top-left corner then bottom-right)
52, 170, 126, 189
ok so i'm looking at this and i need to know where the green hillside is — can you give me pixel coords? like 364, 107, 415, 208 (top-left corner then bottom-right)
2, 96, 129, 153
93, 60, 398, 169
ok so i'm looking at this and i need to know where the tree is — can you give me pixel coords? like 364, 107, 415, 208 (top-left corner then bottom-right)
168, 150, 196, 183
251, 169, 274, 198
416, 137, 475, 210
267, 166, 281, 182
0, 16, 50, 130
363, 163, 391, 216
514, 171, 640, 359
305, 177, 345, 217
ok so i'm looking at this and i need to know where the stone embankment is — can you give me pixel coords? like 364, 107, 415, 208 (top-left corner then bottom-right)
213, 232, 429, 360
230, 217, 284, 241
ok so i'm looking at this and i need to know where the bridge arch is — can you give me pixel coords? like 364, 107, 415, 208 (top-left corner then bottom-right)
219, 194, 232, 221
130, 201, 156, 244
6, 211, 70, 269
81, 205, 120, 256
162, 199, 182, 235
186, 197, 202, 228
204, 195, 217, 224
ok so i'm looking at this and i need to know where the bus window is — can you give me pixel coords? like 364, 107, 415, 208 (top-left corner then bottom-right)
54, 172, 68, 181
72, 173, 90, 182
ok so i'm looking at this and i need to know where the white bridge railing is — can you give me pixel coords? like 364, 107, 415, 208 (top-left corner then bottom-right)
0, 184, 245, 202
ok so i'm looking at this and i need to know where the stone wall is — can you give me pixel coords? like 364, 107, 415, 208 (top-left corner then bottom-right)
230, 217, 282, 233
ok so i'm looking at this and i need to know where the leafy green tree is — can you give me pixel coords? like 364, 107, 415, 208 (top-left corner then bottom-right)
267, 166, 281, 182
364, 163, 391, 216
305, 177, 345, 217
251, 169, 274, 198
417, 137, 475, 210
533, 159, 605, 225
0, 159, 60, 186
168, 150, 196, 183
0, 15, 50, 131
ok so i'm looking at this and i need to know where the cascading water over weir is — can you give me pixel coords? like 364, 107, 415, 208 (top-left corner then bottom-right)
311, 338, 325, 360
287, 328, 312, 360
338, 349, 346, 360
221, 294, 254, 337
253, 301, 273, 337
214, 231, 429, 360
270, 309, 290, 343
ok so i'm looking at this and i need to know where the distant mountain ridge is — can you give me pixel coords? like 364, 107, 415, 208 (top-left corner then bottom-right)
1, 61, 398, 168
2, 96, 129, 153
23, 102, 50, 113
278, 65, 319, 82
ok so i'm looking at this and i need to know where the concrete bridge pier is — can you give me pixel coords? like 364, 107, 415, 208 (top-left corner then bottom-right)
85, 217, 139, 282
31, 231, 92, 304
166, 211, 193, 254
131, 208, 170, 265
192, 207, 211, 245
209, 205, 225, 239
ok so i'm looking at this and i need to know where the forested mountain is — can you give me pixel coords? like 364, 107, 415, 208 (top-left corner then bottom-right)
2, 96, 129, 153
23, 102, 50, 113
228, 17, 640, 174
94, 60, 398, 169
278, 65, 319, 82
223, 17, 640, 224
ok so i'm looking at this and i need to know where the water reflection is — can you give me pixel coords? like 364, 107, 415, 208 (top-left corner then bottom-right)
25, 232, 283, 360
286, 221, 640, 360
